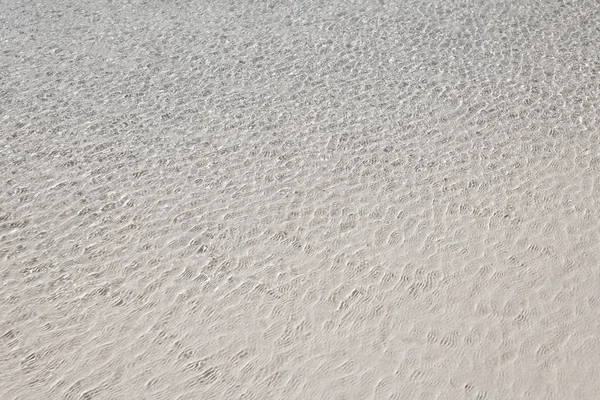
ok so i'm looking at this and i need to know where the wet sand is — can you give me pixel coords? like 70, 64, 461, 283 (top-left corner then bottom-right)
1, 0, 600, 398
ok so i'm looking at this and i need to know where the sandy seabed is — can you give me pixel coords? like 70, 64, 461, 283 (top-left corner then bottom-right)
1, 0, 600, 399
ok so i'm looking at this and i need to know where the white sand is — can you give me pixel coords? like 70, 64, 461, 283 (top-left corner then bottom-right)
1, 0, 600, 398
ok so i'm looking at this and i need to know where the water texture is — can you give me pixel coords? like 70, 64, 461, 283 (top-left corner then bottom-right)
1, 0, 599, 398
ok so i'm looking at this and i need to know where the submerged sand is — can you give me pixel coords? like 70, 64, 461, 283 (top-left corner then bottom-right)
1, 0, 599, 398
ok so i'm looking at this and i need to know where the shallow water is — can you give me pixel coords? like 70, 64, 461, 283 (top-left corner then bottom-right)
1, 0, 599, 398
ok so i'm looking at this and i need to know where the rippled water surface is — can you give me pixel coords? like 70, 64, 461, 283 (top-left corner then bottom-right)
1, 0, 599, 398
